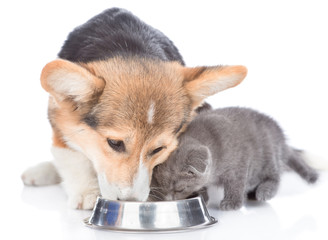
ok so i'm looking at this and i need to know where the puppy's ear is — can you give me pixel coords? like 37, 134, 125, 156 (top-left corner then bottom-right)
183, 65, 247, 110
40, 59, 105, 103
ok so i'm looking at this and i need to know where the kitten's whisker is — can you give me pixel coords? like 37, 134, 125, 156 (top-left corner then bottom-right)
66, 129, 85, 138
148, 193, 164, 201
150, 186, 163, 190
150, 189, 166, 197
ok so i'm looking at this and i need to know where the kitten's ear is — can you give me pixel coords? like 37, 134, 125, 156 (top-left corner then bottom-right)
182, 65, 247, 110
185, 146, 211, 176
41, 59, 106, 104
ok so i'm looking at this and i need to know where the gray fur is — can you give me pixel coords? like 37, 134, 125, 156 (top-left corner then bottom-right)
150, 107, 318, 210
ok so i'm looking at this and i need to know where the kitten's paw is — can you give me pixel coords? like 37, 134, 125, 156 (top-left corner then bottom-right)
21, 162, 61, 186
256, 188, 275, 201
219, 199, 242, 211
68, 189, 99, 210
255, 181, 278, 201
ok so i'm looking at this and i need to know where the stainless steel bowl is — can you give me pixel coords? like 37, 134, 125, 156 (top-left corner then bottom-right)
84, 196, 217, 232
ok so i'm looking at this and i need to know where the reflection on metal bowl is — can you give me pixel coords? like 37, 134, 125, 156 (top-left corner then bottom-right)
84, 196, 217, 232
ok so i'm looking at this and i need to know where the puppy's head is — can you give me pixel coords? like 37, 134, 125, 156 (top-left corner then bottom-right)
41, 57, 246, 201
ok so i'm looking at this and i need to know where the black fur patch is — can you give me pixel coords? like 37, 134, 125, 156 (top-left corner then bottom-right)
82, 114, 98, 129
195, 102, 212, 113
58, 8, 185, 65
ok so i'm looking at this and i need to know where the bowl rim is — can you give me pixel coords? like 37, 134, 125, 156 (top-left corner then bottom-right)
96, 195, 205, 204
85, 195, 218, 232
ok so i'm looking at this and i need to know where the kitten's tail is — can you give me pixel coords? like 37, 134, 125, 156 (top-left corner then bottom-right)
286, 148, 319, 184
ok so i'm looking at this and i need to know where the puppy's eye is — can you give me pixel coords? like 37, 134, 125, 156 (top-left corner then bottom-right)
150, 146, 165, 156
107, 139, 125, 152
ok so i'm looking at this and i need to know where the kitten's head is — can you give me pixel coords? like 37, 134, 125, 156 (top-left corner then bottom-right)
151, 141, 211, 201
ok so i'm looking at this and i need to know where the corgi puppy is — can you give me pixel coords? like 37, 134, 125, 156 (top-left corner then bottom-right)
21, 8, 247, 209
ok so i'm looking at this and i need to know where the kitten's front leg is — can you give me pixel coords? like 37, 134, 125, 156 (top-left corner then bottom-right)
255, 176, 280, 201
51, 146, 100, 210
219, 177, 246, 211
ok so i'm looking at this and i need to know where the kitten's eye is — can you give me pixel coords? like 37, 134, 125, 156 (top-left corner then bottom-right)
107, 139, 125, 152
175, 189, 183, 193
150, 146, 166, 156
187, 170, 195, 176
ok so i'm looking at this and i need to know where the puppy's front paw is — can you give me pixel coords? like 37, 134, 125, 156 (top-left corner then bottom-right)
21, 162, 61, 186
68, 190, 99, 210
219, 199, 242, 211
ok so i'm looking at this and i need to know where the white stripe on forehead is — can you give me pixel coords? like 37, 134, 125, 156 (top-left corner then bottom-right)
147, 101, 155, 124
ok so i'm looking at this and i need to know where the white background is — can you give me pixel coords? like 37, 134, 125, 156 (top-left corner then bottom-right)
0, 0, 327, 239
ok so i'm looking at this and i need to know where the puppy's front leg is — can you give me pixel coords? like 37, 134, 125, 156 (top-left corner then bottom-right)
22, 161, 61, 186
51, 146, 100, 210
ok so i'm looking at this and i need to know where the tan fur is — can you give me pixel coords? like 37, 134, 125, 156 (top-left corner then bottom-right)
41, 56, 247, 193
41, 59, 105, 103
52, 130, 67, 148
183, 65, 247, 109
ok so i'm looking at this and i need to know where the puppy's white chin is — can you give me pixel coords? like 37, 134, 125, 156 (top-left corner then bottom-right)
97, 173, 119, 200
97, 173, 150, 201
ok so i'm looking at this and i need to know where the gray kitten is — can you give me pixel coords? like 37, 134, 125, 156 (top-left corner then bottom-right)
150, 107, 318, 210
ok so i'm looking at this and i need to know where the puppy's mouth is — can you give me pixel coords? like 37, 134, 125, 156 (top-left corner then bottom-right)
97, 173, 150, 201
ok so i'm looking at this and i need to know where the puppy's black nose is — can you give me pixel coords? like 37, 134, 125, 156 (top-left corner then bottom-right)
117, 197, 138, 201
126, 197, 138, 201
